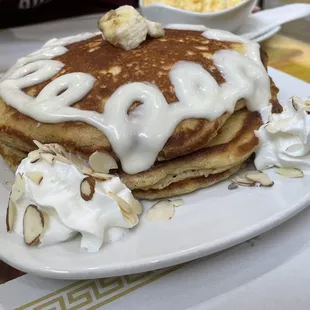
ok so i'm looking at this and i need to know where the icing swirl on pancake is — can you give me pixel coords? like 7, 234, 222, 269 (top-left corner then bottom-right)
0, 28, 271, 174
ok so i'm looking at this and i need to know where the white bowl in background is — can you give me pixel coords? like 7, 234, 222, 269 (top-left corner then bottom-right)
139, 0, 257, 32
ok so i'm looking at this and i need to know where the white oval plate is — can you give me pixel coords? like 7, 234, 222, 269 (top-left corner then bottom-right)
0, 68, 310, 280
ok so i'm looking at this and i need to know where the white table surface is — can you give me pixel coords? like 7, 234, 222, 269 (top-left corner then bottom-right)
1, 16, 310, 310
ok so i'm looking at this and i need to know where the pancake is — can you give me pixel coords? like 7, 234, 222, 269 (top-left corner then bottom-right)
0, 143, 26, 172
120, 109, 262, 198
0, 29, 281, 166
3, 108, 262, 200
133, 163, 243, 199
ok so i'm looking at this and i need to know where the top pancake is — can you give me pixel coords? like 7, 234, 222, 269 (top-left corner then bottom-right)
0, 29, 282, 165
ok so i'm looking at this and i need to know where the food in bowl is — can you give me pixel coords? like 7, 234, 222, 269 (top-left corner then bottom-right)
143, 0, 245, 12
140, 0, 257, 32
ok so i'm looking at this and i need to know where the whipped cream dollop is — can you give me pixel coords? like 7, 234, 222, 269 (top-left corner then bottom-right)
13, 157, 141, 252
255, 97, 310, 173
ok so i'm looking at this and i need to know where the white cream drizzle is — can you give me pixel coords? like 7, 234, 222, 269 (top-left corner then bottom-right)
1, 32, 97, 81
0, 28, 271, 174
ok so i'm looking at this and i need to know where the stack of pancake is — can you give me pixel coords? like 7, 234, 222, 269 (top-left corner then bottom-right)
0, 29, 282, 199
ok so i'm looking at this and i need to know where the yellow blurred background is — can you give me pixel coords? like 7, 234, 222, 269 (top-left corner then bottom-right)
261, 0, 310, 82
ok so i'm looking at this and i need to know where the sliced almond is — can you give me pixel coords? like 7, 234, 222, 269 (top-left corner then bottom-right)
30, 158, 41, 164
231, 175, 255, 186
82, 166, 94, 175
11, 173, 25, 202
108, 191, 132, 213
265, 124, 278, 134
245, 171, 274, 187
23, 204, 44, 246
91, 172, 113, 181
146, 200, 175, 222
28, 150, 41, 163
237, 182, 255, 187
33, 140, 50, 153
54, 153, 72, 165
291, 96, 310, 113
169, 199, 184, 207
129, 196, 143, 215
292, 96, 305, 111
228, 183, 238, 190
48, 143, 68, 157
122, 210, 139, 225
82, 170, 113, 181
6, 198, 16, 232
25, 171, 44, 185
108, 192, 139, 224
41, 153, 55, 165
71, 154, 85, 169
276, 168, 304, 178
80, 176, 96, 201
33, 141, 70, 158
89, 151, 118, 173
